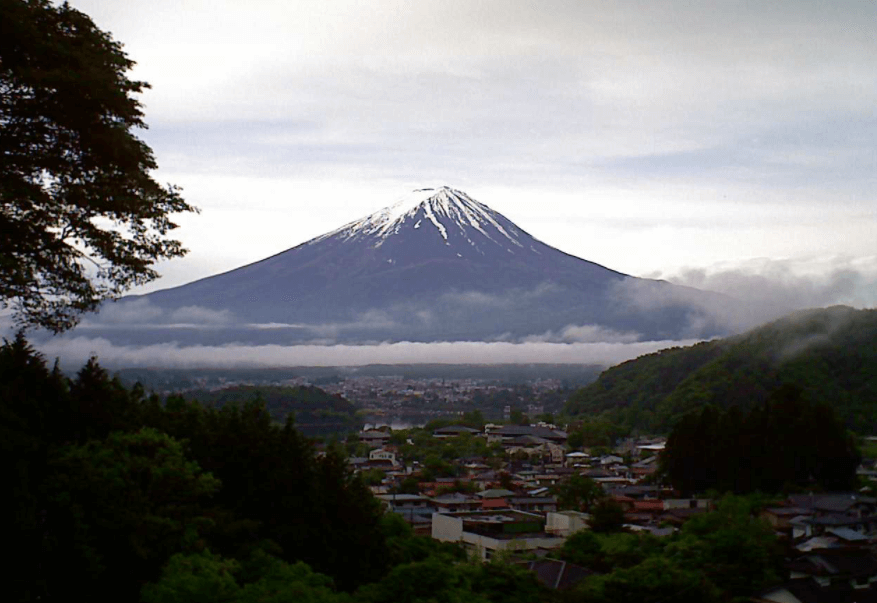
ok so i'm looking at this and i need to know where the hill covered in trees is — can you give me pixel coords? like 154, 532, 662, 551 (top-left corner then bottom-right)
565, 306, 877, 433
179, 384, 361, 436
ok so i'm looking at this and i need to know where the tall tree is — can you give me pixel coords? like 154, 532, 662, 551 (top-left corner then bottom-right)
0, 0, 195, 331
553, 474, 604, 512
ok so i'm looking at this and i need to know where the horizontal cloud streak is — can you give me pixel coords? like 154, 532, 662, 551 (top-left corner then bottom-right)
522, 324, 641, 344
34, 337, 701, 369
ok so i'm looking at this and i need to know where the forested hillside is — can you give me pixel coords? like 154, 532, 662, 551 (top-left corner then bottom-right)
566, 306, 877, 433
181, 384, 361, 436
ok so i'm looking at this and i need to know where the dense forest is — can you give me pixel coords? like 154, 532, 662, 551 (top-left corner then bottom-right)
565, 306, 877, 433
4, 331, 799, 603
180, 384, 362, 436
3, 333, 561, 602
660, 384, 860, 494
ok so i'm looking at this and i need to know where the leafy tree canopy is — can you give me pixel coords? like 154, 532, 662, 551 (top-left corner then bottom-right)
0, 0, 195, 331
666, 495, 780, 597
553, 474, 604, 512
660, 385, 860, 494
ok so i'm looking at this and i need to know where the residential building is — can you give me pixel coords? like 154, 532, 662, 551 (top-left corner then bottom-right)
432, 510, 566, 560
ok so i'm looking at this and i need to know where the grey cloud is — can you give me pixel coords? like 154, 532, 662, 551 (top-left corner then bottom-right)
440, 291, 508, 308
303, 310, 398, 339
78, 300, 235, 328
168, 306, 234, 325
623, 257, 877, 335
609, 279, 748, 338
131, 0, 877, 196
670, 259, 877, 311
428, 283, 559, 310
248, 322, 312, 330
87, 299, 165, 324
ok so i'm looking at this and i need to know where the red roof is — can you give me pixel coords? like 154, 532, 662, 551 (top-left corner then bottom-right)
482, 498, 509, 509
632, 500, 664, 513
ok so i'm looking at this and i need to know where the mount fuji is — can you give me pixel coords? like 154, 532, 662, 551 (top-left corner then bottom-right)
87, 186, 729, 346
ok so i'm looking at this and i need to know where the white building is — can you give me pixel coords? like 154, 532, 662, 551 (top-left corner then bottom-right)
431, 510, 566, 560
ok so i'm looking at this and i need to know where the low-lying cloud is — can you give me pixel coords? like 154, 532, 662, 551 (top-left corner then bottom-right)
34, 336, 701, 370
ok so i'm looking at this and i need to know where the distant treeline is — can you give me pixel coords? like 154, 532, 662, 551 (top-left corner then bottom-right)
565, 306, 877, 434
179, 384, 362, 436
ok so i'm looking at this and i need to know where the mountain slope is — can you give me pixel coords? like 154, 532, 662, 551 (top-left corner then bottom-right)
565, 305, 877, 432
90, 186, 729, 345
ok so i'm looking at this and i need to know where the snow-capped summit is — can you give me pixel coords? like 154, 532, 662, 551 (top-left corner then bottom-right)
119, 187, 728, 345
292, 186, 615, 273
322, 186, 526, 255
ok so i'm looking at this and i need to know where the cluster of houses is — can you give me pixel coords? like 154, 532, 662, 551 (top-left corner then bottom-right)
352, 424, 678, 566
352, 423, 877, 600
755, 493, 877, 603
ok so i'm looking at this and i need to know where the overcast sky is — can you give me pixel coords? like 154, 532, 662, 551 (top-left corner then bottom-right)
67, 0, 877, 309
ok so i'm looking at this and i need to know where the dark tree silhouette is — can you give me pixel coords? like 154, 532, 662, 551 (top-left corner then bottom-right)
0, 0, 195, 331
660, 384, 860, 494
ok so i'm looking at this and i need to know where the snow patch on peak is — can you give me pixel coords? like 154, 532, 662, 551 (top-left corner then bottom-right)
312, 186, 532, 252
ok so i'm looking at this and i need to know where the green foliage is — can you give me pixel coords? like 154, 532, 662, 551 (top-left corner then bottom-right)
356, 557, 549, 603
44, 428, 220, 599
536, 412, 555, 424
380, 513, 465, 569
660, 385, 860, 494
565, 341, 721, 430
0, 0, 195, 331
0, 336, 390, 601
552, 474, 604, 512
141, 551, 242, 603
565, 306, 877, 434
360, 467, 387, 486
462, 560, 551, 603
142, 550, 348, 603
859, 437, 877, 459
558, 530, 602, 568
588, 498, 626, 533
461, 409, 486, 429
573, 556, 720, 603
509, 408, 529, 425
666, 495, 780, 597
183, 384, 361, 436
394, 476, 422, 494
594, 532, 663, 571
0, 334, 804, 603
561, 495, 782, 602
399, 430, 498, 465
355, 556, 473, 603
566, 419, 622, 449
